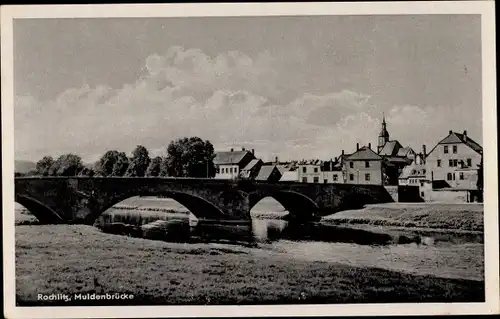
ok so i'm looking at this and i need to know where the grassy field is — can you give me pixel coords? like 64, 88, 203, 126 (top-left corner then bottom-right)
322, 203, 484, 231
15, 225, 484, 306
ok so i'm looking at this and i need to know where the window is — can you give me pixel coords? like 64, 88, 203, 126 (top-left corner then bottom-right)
365, 173, 370, 181
459, 172, 464, 180
349, 162, 354, 168
449, 159, 453, 167
453, 159, 458, 167
420, 192, 425, 197
447, 173, 452, 181
437, 160, 441, 167
302, 177, 308, 183
452, 173, 456, 180
313, 177, 319, 183
333, 175, 338, 181
302, 167, 307, 173
467, 158, 472, 167
453, 145, 457, 154
230, 168, 233, 173
324, 179, 328, 184
349, 174, 354, 181
365, 161, 370, 168
444, 146, 448, 153
423, 169, 426, 174
314, 167, 318, 173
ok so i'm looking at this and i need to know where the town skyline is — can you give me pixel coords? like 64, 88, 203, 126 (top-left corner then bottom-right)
14, 15, 482, 163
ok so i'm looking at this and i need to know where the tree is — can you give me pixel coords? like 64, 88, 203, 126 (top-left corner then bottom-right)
35, 156, 55, 176
51, 154, 84, 176
96, 150, 129, 176
112, 152, 129, 176
146, 156, 162, 177
96, 151, 120, 177
159, 156, 169, 177
78, 166, 95, 177
165, 137, 216, 178
126, 145, 151, 177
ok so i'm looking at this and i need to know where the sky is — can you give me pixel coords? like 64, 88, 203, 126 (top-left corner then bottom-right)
13, 15, 482, 163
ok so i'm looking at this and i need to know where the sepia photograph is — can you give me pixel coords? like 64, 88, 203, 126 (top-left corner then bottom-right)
1, 2, 498, 318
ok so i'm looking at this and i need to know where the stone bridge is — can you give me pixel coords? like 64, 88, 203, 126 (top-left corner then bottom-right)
14, 177, 394, 224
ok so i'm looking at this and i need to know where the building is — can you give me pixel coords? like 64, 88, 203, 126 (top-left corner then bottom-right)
240, 159, 263, 180
398, 153, 427, 197
344, 143, 383, 185
425, 130, 483, 189
255, 165, 282, 182
376, 115, 415, 185
321, 159, 344, 183
213, 148, 256, 179
297, 159, 323, 183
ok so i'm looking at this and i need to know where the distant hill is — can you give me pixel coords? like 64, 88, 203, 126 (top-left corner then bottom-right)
15, 160, 36, 174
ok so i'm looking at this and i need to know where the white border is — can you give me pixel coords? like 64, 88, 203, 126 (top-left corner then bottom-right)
1, 2, 498, 318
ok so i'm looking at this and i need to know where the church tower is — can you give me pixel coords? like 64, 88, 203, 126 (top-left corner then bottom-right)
378, 114, 390, 153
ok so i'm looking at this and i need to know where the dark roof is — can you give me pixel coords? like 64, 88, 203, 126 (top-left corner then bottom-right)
428, 131, 483, 156
384, 156, 412, 164
214, 151, 253, 165
454, 133, 483, 153
378, 140, 403, 156
256, 165, 281, 181
347, 146, 382, 161
242, 159, 262, 172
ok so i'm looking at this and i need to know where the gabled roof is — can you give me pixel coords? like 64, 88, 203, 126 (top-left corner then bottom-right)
347, 146, 382, 161
454, 133, 483, 153
399, 163, 426, 179
396, 147, 414, 157
256, 165, 281, 181
214, 151, 253, 165
378, 140, 403, 156
241, 159, 262, 172
280, 171, 298, 181
428, 131, 483, 156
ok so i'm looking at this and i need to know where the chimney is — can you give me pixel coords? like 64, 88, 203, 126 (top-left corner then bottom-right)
341, 149, 344, 156
275, 156, 279, 163
230, 148, 234, 152
368, 143, 371, 149
463, 130, 467, 140
252, 149, 255, 155
242, 147, 245, 151
356, 143, 359, 151
422, 144, 427, 158
449, 130, 452, 135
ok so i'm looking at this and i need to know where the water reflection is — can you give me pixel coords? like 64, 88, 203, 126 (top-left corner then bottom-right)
250, 218, 395, 245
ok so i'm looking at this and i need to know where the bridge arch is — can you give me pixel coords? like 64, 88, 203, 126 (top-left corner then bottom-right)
249, 190, 320, 222
15, 194, 64, 224
95, 190, 228, 223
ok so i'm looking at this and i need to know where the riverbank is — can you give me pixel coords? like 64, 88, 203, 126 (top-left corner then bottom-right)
15, 224, 484, 306
322, 202, 483, 231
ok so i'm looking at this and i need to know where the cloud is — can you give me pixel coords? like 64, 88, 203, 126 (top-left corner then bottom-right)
385, 104, 482, 151
14, 46, 482, 163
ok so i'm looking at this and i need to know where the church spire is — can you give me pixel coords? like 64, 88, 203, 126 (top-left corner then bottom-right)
378, 113, 390, 153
